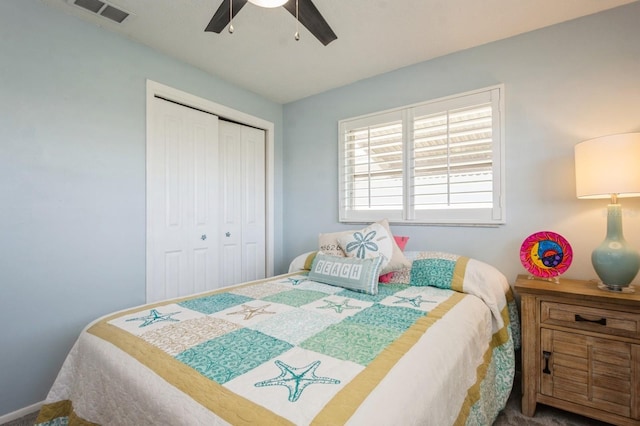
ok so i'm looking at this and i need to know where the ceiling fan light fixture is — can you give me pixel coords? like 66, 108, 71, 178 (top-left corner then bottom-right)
248, 0, 288, 8
205, 0, 337, 46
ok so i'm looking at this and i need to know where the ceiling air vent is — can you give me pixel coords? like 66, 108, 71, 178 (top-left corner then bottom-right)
68, 0, 132, 24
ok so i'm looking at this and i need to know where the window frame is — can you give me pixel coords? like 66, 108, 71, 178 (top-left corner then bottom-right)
338, 85, 505, 226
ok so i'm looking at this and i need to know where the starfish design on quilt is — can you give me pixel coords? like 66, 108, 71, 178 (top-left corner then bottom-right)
125, 308, 181, 328
317, 299, 361, 314
392, 295, 436, 308
255, 360, 340, 402
282, 277, 307, 286
345, 230, 379, 259
226, 304, 276, 320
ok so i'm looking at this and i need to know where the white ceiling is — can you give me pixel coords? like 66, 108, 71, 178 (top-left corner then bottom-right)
42, 0, 637, 104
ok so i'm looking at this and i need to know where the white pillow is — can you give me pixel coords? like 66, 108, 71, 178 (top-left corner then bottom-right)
337, 222, 394, 270
338, 219, 411, 275
376, 219, 411, 274
318, 230, 353, 256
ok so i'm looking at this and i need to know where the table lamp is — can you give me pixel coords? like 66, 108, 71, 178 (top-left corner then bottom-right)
574, 133, 640, 292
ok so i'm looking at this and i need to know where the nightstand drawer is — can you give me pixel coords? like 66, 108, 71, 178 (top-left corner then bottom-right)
541, 301, 640, 339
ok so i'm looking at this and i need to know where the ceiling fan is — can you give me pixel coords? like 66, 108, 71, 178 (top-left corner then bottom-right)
205, 0, 337, 46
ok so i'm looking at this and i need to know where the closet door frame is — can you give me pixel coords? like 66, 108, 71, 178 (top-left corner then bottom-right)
145, 80, 275, 300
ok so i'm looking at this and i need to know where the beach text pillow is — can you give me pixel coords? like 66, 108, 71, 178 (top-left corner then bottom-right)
308, 253, 382, 295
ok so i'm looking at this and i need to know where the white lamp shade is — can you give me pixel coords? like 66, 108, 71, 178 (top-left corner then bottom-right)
575, 133, 640, 199
248, 0, 288, 7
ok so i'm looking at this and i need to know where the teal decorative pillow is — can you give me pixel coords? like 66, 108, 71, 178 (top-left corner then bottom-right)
410, 258, 457, 288
309, 253, 383, 295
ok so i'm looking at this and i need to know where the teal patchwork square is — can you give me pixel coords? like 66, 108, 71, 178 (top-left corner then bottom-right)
262, 289, 328, 307
410, 258, 456, 288
178, 293, 253, 315
176, 328, 292, 384
337, 283, 409, 302
300, 322, 399, 366
346, 304, 424, 332
251, 309, 338, 345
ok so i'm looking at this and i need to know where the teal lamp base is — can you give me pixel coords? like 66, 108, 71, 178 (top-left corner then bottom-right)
592, 204, 640, 292
596, 281, 635, 293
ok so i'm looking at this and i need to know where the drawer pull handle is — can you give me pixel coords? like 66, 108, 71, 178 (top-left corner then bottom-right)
574, 314, 606, 326
543, 351, 551, 374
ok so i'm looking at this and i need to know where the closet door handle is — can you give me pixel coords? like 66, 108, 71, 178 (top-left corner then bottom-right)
575, 314, 606, 326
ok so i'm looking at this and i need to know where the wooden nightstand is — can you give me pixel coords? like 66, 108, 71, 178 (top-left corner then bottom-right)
515, 274, 640, 426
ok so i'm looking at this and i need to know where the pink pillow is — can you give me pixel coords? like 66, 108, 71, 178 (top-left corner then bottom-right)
379, 236, 409, 283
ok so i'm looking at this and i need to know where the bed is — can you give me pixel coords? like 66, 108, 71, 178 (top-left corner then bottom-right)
36, 250, 519, 426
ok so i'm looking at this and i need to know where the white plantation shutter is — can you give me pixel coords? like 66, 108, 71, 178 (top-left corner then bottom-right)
342, 111, 404, 215
412, 99, 494, 209
339, 86, 504, 225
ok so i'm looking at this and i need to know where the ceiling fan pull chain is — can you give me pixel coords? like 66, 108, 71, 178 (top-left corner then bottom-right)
294, 0, 300, 41
229, 0, 235, 33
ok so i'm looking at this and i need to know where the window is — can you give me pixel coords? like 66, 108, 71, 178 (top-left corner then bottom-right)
338, 85, 504, 225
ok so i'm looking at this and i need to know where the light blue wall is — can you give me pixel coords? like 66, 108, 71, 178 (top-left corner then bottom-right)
0, 0, 284, 416
283, 3, 640, 285
3, 0, 640, 418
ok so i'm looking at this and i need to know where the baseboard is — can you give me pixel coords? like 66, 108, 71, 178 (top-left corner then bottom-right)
0, 401, 42, 424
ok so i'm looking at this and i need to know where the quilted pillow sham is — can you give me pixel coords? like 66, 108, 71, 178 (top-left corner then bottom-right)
409, 252, 468, 289
308, 253, 383, 295
288, 251, 318, 272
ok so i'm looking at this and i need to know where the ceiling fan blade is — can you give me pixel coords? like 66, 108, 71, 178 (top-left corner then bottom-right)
205, 0, 249, 33
283, 0, 337, 46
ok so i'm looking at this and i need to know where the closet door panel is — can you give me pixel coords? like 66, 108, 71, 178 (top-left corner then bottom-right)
241, 126, 266, 282
219, 121, 243, 286
147, 98, 219, 302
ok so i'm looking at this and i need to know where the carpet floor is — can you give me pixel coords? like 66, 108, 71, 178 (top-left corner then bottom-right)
1, 411, 37, 426
494, 373, 612, 426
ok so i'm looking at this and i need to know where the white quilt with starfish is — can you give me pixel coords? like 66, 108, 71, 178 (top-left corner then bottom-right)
36, 256, 516, 426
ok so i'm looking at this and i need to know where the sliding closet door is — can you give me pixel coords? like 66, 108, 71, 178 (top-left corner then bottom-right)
147, 98, 220, 302
219, 121, 266, 286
